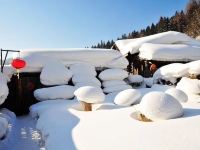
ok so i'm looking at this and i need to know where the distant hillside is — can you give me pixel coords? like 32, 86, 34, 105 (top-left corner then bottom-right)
91, 0, 200, 49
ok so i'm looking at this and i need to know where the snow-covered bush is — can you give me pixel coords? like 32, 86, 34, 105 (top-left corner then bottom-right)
34, 85, 76, 101
139, 91, 183, 121
165, 88, 188, 103
114, 89, 141, 106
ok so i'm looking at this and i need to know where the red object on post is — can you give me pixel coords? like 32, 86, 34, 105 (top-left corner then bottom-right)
11, 58, 26, 69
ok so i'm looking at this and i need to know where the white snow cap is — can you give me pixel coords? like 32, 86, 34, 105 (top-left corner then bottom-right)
102, 80, 127, 88
99, 69, 128, 81
69, 63, 97, 76
103, 84, 132, 93
34, 85, 76, 101
139, 91, 183, 121
115, 31, 200, 55
74, 86, 105, 103
40, 61, 73, 86
139, 43, 200, 61
0, 117, 8, 139
176, 77, 200, 95
128, 74, 144, 83
165, 88, 188, 103
114, 89, 141, 106
0, 83, 9, 105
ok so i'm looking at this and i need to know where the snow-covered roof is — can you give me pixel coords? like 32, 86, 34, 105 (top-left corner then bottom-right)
13, 48, 129, 72
114, 31, 200, 55
139, 43, 200, 61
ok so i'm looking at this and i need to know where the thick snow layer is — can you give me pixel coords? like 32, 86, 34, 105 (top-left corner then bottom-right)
102, 80, 127, 87
34, 85, 76, 101
69, 63, 97, 76
99, 69, 128, 81
14, 48, 128, 71
153, 63, 189, 84
0, 117, 8, 139
72, 74, 101, 87
114, 89, 141, 106
103, 84, 132, 93
128, 74, 144, 83
0, 83, 9, 105
186, 60, 200, 75
40, 61, 73, 86
31, 100, 200, 150
165, 88, 188, 103
115, 31, 200, 55
74, 86, 105, 103
139, 92, 183, 121
139, 43, 200, 61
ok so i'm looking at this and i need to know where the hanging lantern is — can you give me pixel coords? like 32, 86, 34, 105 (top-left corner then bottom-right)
11, 58, 26, 78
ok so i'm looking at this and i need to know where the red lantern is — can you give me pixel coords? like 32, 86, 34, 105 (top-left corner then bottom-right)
11, 58, 26, 69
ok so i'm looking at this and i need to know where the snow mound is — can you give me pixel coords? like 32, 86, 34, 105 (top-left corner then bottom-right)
128, 74, 144, 83
99, 69, 128, 81
34, 85, 76, 101
139, 43, 200, 61
0, 117, 8, 139
186, 60, 200, 75
0, 108, 16, 124
0, 83, 9, 105
114, 89, 141, 106
40, 61, 73, 86
103, 84, 132, 93
69, 63, 97, 77
74, 86, 105, 103
176, 77, 200, 95
165, 88, 188, 103
102, 80, 127, 87
115, 31, 200, 55
139, 91, 183, 121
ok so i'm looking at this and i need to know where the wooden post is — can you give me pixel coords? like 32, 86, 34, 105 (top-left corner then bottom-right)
81, 101, 92, 111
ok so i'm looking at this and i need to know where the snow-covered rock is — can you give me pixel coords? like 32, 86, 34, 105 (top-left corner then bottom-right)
139, 43, 200, 61
34, 85, 76, 101
0, 117, 8, 139
99, 69, 128, 81
74, 86, 105, 104
139, 91, 183, 121
114, 89, 141, 106
102, 80, 127, 87
40, 61, 73, 86
165, 88, 188, 103
115, 31, 200, 55
103, 84, 132, 93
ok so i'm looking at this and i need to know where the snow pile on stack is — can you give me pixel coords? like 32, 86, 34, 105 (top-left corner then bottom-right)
115, 31, 200, 55
139, 91, 183, 121
128, 74, 144, 87
0, 72, 9, 105
15, 48, 128, 72
40, 61, 73, 86
139, 43, 200, 61
114, 89, 141, 106
34, 85, 76, 101
165, 88, 188, 103
99, 69, 131, 93
70, 63, 101, 88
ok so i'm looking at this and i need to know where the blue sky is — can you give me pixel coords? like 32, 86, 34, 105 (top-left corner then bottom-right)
0, 0, 188, 49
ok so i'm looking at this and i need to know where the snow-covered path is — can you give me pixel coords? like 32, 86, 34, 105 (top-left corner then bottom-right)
0, 115, 44, 150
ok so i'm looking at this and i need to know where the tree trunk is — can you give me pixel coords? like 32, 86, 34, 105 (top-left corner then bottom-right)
81, 101, 92, 111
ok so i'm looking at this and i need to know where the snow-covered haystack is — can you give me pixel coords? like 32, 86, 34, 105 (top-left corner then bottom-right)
176, 77, 200, 102
139, 43, 200, 61
70, 63, 101, 88
165, 88, 188, 103
99, 69, 132, 93
74, 86, 105, 111
40, 61, 73, 86
114, 89, 141, 106
34, 85, 76, 101
128, 74, 144, 87
139, 91, 183, 121
115, 31, 200, 55
15, 48, 129, 72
